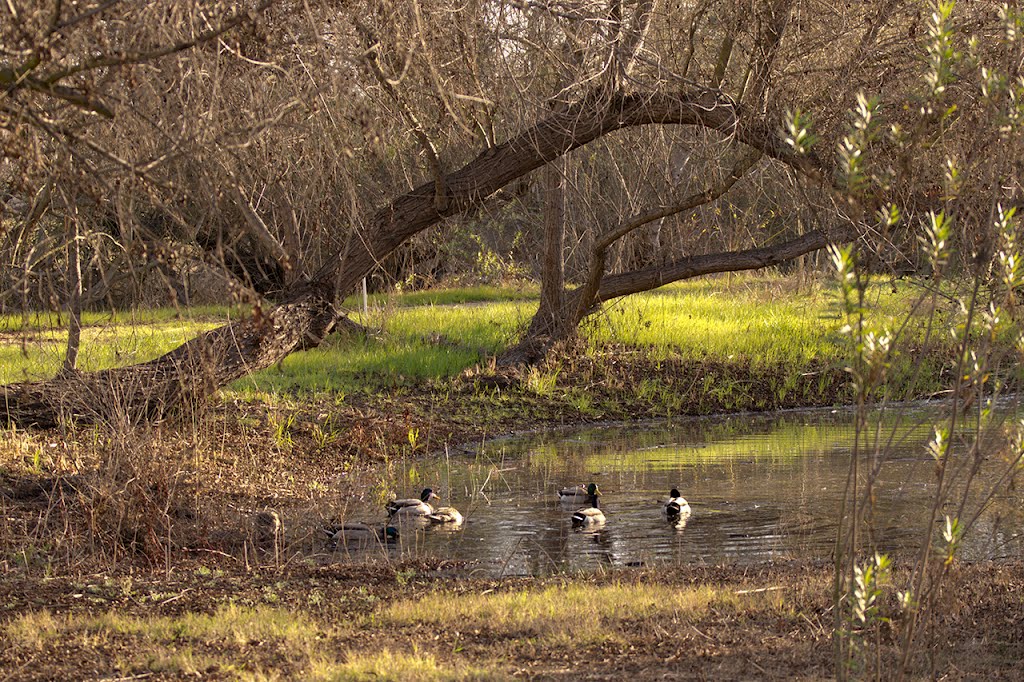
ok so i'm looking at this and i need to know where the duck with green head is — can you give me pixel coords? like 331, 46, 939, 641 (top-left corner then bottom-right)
571, 483, 606, 529
386, 488, 440, 519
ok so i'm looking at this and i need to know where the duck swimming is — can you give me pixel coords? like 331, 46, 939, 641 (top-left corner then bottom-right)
571, 483, 606, 529
665, 488, 691, 519
557, 484, 590, 504
427, 505, 464, 526
386, 488, 440, 518
325, 523, 398, 549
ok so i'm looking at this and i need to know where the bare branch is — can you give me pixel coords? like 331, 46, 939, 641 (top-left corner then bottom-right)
593, 225, 856, 303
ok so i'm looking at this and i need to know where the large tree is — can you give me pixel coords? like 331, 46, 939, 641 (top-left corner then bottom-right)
1, 0, 1014, 427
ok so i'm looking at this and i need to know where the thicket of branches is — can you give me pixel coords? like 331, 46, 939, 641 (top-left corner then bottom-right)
0, 0, 1021, 423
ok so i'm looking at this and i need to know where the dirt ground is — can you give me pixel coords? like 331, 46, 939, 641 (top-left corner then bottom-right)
1, 370, 1022, 680
1, 559, 1022, 680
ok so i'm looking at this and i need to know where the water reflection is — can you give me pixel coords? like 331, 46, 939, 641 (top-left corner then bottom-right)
324, 406, 1024, 575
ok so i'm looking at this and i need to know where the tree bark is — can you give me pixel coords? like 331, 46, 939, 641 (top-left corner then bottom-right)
1, 295, 338, 428
590, 227, 849, 303
0, 86, 825, 427
62, 214, 83, 373
499, 149, 763, 366
537, 159, 567, 333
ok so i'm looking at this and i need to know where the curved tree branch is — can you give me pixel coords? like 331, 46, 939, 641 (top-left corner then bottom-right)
0, 84, 827, 427
308, 86, 826, 302
591, 225, 854, 304
573, 148, 763, 324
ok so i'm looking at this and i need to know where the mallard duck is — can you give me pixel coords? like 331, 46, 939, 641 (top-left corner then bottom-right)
427, 506, 464, 526
665, 488, 691, 519
557, 484, 590, 504
571, 483, 606, 529
325, 523, 398, 548
386, 488, 440, 518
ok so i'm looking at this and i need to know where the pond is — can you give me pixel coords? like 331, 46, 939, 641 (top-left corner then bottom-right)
322, 405, 1024, 576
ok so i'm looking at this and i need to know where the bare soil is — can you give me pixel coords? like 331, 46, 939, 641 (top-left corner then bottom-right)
1, 559, 1022, 680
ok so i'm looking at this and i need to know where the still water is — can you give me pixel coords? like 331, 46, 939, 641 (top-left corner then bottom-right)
327, 406, 1024, 576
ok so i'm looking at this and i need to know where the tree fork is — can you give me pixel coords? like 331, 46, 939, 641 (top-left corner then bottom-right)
1, 87, 824, 427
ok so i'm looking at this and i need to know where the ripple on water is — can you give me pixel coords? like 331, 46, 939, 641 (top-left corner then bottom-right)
315, 407, 1024, 576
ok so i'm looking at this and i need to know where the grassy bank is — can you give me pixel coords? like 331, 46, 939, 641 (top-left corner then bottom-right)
0, 274, 969, 412
0, 274, 1020, 680
2, 561, 1021, 680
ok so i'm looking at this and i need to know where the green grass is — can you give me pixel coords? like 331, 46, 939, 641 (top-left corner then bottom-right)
5, 604, 322, 677
0, 304, 239, 333
588, 275, 952, 365
1, 578, 796, 680
5, 603, 318, 650
0, 275, 972, 403
233, 301, 533, 395
313, 650, 491, 681
341, 283, 538, 310
4, 599, 494, 680
0, 319, 224, 383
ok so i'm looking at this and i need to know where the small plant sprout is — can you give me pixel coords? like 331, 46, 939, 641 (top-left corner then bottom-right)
940, 515, 962, 565
783, 108, 817, 155
925, 0, 959, 98
853, 93, 878, 133
927, 428, 950, 462
943, 157, 960, 196
876, 203, 900, 230
270, 413, 296, 450
979, 66, 1005, 100
839, 93, 880, 195
312, 414, 338, 449
996, 205, 1020, 293
921, 211, 952, 276
852, 552, 891, 631
847, 552, 892, 676
828, 244, 859, 325
1000, 4, 1023, 41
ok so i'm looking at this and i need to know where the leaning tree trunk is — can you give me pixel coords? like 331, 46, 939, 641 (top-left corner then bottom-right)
499, 2, 799, 370
0, 87, 826, 427
2, 291, 339, 428
496, 227, 854, 368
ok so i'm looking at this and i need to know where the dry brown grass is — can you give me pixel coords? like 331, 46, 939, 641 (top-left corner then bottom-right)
0, 561, 1020, 680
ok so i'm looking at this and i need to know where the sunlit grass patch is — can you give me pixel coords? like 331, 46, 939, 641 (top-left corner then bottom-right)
589, 273, 956, 366
311, 648, 493, 681
3, 602, 327, 675
0, 277, 970, 404
4, 608, 62, 649
233, 301, 533, 395
341, 283, 538, 309
4, 603, 328, 678
380, 582, 787, 645
0, 304, 239, 333
0, 318, 223, 382
5, 603, 319, 650
4, 603, 498, 681
591, 278, 841, 365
